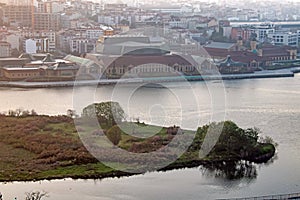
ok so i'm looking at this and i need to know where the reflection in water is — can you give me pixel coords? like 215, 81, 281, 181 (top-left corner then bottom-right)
0, 77, 299, 199
200, 161, 257, 180
260, 152, 278, 167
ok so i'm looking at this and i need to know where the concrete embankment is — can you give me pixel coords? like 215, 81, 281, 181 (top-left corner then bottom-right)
0, 68, 297, 88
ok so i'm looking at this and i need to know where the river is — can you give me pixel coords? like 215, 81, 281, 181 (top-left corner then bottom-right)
0, 75, 300, 199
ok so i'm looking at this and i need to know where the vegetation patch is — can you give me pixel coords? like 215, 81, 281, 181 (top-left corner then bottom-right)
0, 104, 276, 181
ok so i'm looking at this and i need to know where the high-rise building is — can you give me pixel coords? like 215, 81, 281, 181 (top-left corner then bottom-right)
32, 0, 61, 31
33, 12, 60, 31
3, 4, 32, 27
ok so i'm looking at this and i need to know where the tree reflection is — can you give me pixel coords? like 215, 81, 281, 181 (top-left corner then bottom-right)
200, 160, 257, 180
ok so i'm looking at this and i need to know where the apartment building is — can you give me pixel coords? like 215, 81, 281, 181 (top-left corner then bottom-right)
21, 31, 56, 52
0, 41, 11, 57
2, 5, 32, 27
33, 13, 61, 31
33, 1, 61, 31
70, 38, 96, 54
268, 31, 298, 47
24, 38, 50, 54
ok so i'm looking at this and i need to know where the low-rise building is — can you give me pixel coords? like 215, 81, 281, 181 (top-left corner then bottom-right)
217, 55, 253, 74
260, 44, 297, 65
0, 53, 80, 80
204, 42, 239, 58
70, 38, 96, 54
204, 39, 297, 68
0, 41, 11, 57
1, 67, 41, 80
230, 26, 252, 41
84, 48, 211, 78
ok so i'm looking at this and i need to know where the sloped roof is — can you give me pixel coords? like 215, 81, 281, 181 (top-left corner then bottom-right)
42, 53, 56, 63
64, 55, 103, 69
218, 55, 247, 67
19, 53, 36, 61
50, 62, 79, 70
98, 42, 168, 55
106, 54, 194, 68
103, 36, 150, 44
205, 48, 262, 63
261, 44, 294, 57
204, 42, 236, 50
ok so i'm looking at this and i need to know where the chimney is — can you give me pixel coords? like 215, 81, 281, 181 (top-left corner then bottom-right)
250, 38, 257, 52
289, 49, 297, 60
237, 36, 243, 47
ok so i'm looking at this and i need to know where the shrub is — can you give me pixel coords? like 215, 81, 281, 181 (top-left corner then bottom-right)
106, 125, 122, 146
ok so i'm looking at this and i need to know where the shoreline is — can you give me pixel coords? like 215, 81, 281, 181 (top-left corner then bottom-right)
0, 67, 298, 88
0, 154, 275, 183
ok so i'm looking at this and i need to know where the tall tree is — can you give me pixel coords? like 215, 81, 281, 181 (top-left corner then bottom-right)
82, 102, 125, 125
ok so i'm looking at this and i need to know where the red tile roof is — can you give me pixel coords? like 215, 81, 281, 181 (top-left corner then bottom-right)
105, 54, 196, 68
204, 48, 262, 63
261, 44, 294, 57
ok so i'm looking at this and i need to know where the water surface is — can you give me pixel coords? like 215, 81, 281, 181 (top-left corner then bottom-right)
0, 75, 299, 199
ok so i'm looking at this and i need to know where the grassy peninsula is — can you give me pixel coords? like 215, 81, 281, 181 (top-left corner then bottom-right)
0, 105, 276, 182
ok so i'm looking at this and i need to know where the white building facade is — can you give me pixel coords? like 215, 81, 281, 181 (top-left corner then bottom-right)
268, 31, 298, 47
21, 31, 56, 52
70, 38, 96, 54
24, 38, 49, 54
251, 25, 275, 42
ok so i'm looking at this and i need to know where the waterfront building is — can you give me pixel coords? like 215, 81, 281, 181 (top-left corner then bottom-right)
0, 53, 80, 80
1, 67, 40, 80
203, 42, 239, 58
85, 49, 210, 78
0, 57, 28, 67
260, 44, 297, 65
204, 39, 297, 68
217, 55, 253, 74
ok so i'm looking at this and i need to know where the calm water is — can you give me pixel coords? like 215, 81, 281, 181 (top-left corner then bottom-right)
0, 74, 300, 199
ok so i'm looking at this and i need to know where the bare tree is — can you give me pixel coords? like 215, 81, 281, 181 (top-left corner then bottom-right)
25, 191, 48, 200
67, 109, 77, 118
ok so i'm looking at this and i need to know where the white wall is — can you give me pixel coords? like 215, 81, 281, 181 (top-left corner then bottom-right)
6, 34, 20, 51
25, 39, 37, 54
